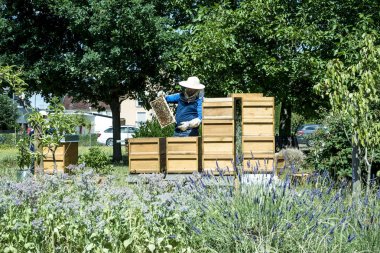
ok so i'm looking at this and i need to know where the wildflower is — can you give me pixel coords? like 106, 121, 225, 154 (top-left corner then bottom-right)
329, 226, 335, 235
347, 234, 356, 243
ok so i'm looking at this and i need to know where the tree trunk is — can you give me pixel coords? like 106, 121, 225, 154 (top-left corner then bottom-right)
110, 97, 122, 162
352, 133, 361, 199
279, 99, 292, 137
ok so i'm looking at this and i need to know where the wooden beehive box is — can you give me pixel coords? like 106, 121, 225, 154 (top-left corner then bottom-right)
42, 141, 78, 174
150, 96, 176, 128
241, 96, 275, 173
166, 137, 201, 173
129, 138, 166, 173
203, 97, 234, 120
202, 119, 235, 137
242, 97, 274, 136
202, 136, 235, 175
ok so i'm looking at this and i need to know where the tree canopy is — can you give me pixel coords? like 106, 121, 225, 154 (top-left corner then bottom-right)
0, 0, 181, 161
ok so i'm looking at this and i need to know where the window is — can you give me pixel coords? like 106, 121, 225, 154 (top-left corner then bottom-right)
135, 99, 143, 108
121, 127, 128, 133
136, 112, 147, 125
104, 128, 113, 133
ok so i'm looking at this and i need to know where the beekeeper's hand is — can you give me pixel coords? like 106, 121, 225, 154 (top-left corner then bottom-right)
157, 90, 166, 98
178, 121, 190, 131
188, 118, 201, 128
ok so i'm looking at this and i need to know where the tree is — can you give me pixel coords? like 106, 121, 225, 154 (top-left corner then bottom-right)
316, 21, 380, 195
0, 0, 180, 161
0, 94, 18, 130
175, 0, 380, 135
0, 66, 27, 93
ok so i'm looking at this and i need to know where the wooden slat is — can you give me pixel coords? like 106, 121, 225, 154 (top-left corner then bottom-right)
202, 119, 234, 137
229, 93, 263, 99
167, 154, 199, 174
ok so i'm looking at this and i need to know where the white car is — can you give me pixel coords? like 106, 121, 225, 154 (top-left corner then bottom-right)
97, 125, 136, 146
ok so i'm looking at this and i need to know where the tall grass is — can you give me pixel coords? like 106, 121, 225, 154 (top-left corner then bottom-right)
0, 167, 378, 252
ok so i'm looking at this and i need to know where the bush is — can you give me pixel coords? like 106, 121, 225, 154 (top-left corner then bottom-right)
278, 148, 306, 172
307, 114, 380, 181
78, 147, 112, 174
133, 117, 175, 138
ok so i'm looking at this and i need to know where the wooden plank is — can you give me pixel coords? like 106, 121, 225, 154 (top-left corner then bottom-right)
167, 154, 199, 174
243, 106, 274, 119
202, 136, 234, 155
228, 93, 263, 99
242, 122, 274, 136
242, 136, 274, 154
202, 119, 234, 137
129, 138, 165, 154
203, 99, 234, 120
203, 97, 234, 102
166, 137, 199, 155
64, 142, 78, 167
129, 157, 162, 174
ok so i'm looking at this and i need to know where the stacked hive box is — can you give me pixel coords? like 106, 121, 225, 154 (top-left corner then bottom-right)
42, 135, 79, 174
241, 96, 275, 172
202, 98, 235, 174
166, 137, 201, 173
42, 142, 78, 174
128, 138, 166, 173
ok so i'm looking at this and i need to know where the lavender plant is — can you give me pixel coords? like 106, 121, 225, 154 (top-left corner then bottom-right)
0, 164, 379, 252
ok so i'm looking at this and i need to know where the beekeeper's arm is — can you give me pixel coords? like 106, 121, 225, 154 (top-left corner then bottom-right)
188, 95, 203, 128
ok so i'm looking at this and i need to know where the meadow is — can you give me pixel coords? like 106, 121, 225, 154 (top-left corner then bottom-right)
0, 142, 379, 252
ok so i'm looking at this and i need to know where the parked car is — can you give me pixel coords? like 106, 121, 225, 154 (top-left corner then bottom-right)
296, 124, 325, 147
97, 125, 136, 146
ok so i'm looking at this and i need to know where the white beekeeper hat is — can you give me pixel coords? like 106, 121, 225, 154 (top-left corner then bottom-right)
179, 76, 205, 90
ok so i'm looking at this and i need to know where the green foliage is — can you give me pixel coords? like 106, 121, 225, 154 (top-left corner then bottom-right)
133, 117, 174, 138
315, 22, 380, 192
0, 66, 27, 94
307, 114, 353, 180
16, 133, 33, 170
25, 97, 77, 171
0, 94, 18, 130
78, 147, 112, 175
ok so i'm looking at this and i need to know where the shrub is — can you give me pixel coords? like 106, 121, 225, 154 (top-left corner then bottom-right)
133, 117, 175, 138
78, 147, 112, 174
278, 148, 306, 172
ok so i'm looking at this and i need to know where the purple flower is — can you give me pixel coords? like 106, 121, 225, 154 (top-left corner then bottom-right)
347, 234, 356, 243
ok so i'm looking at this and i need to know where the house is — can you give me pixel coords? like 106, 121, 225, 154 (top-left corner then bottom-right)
64, 96, 152, 131
120, 99, 153, 127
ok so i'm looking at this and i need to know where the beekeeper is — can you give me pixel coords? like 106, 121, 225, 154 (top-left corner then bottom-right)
158, 76, 204, 137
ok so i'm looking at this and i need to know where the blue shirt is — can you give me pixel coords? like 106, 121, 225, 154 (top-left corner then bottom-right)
165, 92, 203, 126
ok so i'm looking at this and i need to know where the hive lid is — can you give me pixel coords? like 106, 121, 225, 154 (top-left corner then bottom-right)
150, 96, 176, 128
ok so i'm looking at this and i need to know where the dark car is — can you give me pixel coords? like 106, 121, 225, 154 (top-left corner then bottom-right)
296, 124, 324, 148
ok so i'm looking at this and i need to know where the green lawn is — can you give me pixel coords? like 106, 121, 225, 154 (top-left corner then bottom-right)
0, 145, 128, 178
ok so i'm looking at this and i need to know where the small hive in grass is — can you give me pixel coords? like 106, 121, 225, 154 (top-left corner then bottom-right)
150, 96, 176, 128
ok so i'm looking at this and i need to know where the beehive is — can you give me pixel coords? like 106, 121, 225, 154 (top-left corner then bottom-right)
202, 136, 235, 174
150, 96, 176, 128
203, 97, 234, 120
202, 97, 236, 175
129, 138, 166, 173
241, 97, 275, 173
42, 141, 78, 174
166, 137, 201, 173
